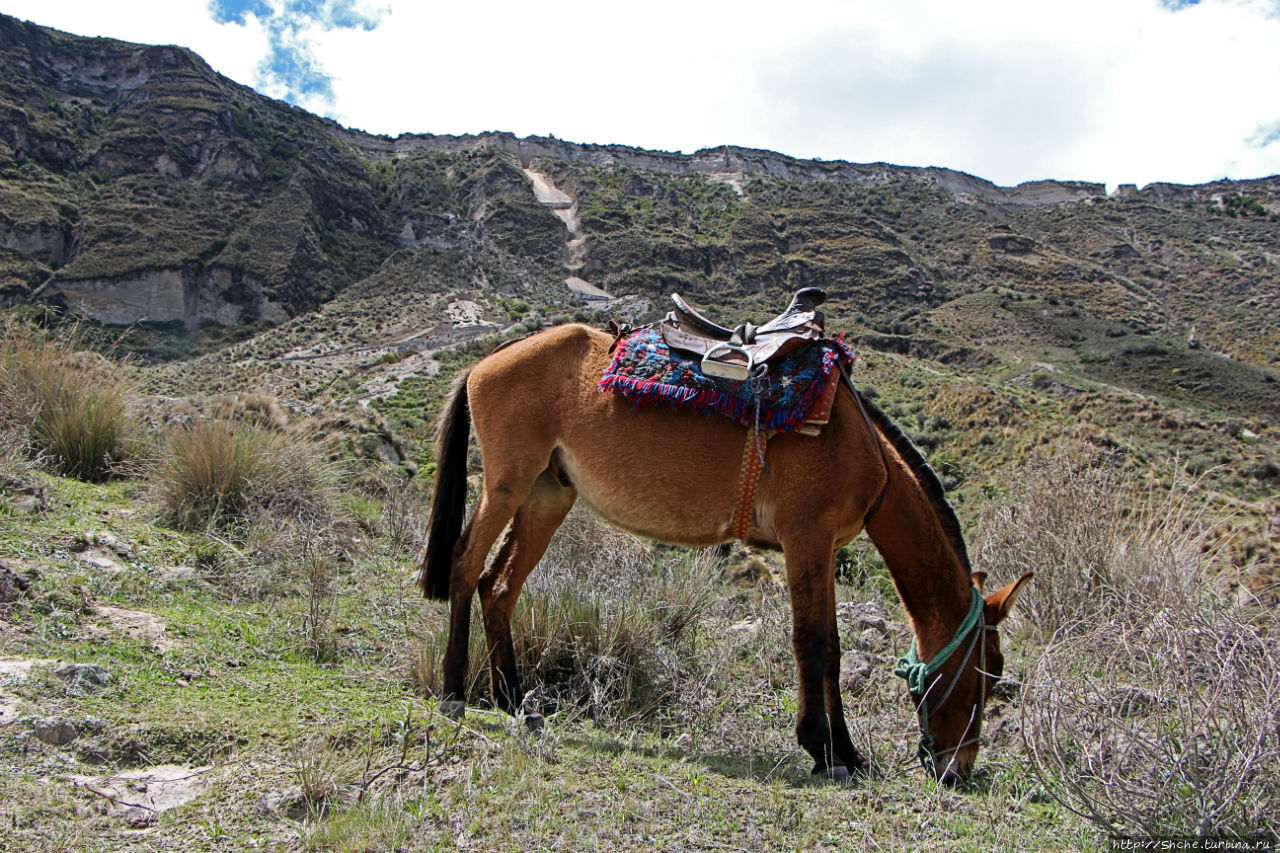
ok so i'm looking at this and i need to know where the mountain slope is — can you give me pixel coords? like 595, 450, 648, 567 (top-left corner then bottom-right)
2, 13, 1277, 585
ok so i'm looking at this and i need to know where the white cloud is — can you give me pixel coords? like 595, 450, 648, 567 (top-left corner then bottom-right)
3, 0, 1280, 187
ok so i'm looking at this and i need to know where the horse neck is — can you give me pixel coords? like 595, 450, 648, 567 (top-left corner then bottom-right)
862, 445, 973, 660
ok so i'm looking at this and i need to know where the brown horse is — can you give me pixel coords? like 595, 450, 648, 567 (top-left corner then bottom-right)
417, 322, 1031, 783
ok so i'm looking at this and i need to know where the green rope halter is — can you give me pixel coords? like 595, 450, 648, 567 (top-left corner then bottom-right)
893, 585, 987, 771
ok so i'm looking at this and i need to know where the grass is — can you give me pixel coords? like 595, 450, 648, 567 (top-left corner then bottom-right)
0, 452, 1110, 852
12, 447, 1262, 851
0, 319, 135, 481
153, 418, 341, 534
5, 321, 1271, 849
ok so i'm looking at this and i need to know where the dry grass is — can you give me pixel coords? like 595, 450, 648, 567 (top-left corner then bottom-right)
413, 509, 718, 724
153, 418, 341, 533
0, 319, 134, 481
973, 454, 1226, 638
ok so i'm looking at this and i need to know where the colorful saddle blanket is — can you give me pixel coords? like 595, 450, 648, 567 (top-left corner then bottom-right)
598, 327, 853, 433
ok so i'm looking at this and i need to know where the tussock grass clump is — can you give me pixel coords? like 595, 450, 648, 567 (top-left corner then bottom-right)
0, 319, 133, 481
154, 418, 340, 532
414, 510, 717, 723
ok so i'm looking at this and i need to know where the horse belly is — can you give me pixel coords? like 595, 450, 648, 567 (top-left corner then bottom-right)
555, 411, 746, 547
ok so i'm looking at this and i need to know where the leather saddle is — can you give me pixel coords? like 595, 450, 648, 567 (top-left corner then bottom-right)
661, 287, 828, 381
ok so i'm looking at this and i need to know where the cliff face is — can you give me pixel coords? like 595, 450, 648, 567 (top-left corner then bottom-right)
3, 13, 1278, 583
0, 12, 1129, 331
1, 14, 1278, 390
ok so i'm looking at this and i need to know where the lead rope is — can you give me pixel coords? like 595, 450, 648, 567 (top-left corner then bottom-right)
893, 586, 986, 773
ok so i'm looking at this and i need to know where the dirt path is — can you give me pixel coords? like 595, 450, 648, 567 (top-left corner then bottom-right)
523, 168, 602, 296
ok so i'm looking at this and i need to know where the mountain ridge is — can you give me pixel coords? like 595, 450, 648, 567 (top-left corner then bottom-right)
2, 13, 1278, 588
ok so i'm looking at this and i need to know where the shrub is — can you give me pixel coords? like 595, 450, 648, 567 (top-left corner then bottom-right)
413, 510, 717, 722
0, 320, 134, 481
1022, 599, 1280, 836
154, 419, 340, 533
987, 455, 1280, 835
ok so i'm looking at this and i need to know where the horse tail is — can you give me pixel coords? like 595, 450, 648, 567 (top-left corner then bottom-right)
418, 370, 472, 600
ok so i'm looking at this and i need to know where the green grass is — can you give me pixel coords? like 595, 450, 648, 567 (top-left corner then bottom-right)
0, 461, 1111, 853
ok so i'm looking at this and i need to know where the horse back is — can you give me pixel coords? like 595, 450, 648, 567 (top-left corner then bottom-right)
464, 322, 882, 549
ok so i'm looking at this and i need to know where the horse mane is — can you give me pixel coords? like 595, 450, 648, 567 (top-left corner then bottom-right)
857, 391, 972, 572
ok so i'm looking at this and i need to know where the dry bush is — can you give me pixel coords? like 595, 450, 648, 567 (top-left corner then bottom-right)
1023, 601, 1280, 835
973, 455, 1220, 638
0, 320, 133, 481
359, 465, 425, 553
154, 418, 341, 533
413, 509, 718, 723
301, 548, 340, 663
1000, 455, 1280, 835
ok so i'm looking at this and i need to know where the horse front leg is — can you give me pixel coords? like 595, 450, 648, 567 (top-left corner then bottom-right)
825, 564, 870, 774
782, 541, 848, 781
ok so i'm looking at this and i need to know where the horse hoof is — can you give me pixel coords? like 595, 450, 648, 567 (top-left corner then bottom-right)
440, 700, 466, 720
812, 764, 851, 784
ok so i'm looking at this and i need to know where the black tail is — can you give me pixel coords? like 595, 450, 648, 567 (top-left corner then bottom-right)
418, 371, 472, 600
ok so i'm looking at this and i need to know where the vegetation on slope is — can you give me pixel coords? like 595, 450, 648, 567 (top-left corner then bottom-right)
1, 284, 1278, 853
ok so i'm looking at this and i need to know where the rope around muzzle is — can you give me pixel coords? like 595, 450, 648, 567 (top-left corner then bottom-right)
893, 585, 990, 772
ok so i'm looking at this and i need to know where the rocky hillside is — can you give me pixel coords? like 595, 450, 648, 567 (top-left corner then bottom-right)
2, 13, 1278, 584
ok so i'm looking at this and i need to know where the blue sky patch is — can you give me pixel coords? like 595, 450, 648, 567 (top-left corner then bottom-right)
1249, 121, 1280, 148
1158, 0, 1202, 10
209, 0, 272, 26
209, 0, 385, 106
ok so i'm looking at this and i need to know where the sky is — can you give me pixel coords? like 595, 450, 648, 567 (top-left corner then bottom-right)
4, 0, 1280, 190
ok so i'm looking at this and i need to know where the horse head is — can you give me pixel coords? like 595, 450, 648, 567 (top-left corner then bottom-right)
904, 571, 1033, 784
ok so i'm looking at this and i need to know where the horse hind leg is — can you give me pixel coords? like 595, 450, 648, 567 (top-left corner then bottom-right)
440, 459, 553, 713
478, 470, 576, 727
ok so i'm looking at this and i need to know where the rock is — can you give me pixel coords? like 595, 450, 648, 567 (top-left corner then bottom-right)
94, 606, 178, 653
0, 695, 23, 725
0, 563, 31, 602
54, 663, 112, 692
72, 765, 209, 822
836, 601, 890, 637
987, 233, 1036, 254
839, 651, 876, 694
152, 565, 196, 584
853, 627, 887, 651
0, 474, 47, 515
77, 549, 126, 574
0, 658, 57, 682
32, 718, 81, 746
81, 531, 134, 560
121, 807, 157, 828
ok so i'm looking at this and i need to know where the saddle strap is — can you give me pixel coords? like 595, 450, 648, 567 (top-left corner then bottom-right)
732, 427, 771, 541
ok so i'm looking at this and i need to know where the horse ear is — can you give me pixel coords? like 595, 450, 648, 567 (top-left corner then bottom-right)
984, 571, 1033, 624
971, 570, 988, 592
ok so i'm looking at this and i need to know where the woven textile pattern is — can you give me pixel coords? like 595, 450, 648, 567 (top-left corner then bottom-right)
598, 327, 853, 433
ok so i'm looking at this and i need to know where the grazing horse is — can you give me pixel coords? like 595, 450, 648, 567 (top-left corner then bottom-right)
417, 322, 1031, 783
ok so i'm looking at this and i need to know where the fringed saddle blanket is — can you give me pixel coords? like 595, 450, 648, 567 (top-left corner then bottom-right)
598, 327, 854, 433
